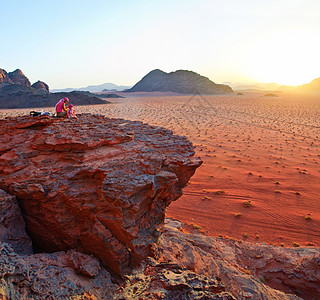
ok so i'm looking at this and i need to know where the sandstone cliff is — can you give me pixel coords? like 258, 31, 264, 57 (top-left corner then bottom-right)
127, 69, 233, 94
0, 218, 318, 299
0, 114, 318, 299
0, 114, 201, 276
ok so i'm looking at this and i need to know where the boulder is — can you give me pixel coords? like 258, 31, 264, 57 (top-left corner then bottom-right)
0, 114, 201, 276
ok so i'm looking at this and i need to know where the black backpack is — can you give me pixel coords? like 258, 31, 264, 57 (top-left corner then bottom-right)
30, 111, 41, 117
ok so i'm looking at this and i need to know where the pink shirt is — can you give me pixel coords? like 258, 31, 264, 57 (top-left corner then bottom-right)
67, 107, 76, 118
55, 99, 65, 113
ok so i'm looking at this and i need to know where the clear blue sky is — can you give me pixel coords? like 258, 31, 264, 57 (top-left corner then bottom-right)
2, 0, 320, 89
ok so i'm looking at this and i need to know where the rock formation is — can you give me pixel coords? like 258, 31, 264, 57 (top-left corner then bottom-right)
0, 68, 110, 108
0, 189, 33, 255
0, 69, 13, 84
156, 219, 319, 300
0, 114, 201, 276
127, 69, 233, 94
100, 93, 125, 98
0, 114, 319, 299
0, 218, 318, 299
0, 86, 110, 108
0, 242, 117, 299
7, 69, 31, 86
31, 80, 49, 93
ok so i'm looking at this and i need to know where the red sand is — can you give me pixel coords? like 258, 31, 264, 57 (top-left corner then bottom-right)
2, 91, 320, 247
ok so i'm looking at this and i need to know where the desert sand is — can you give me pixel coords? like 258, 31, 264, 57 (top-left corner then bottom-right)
1, 91, 320, 247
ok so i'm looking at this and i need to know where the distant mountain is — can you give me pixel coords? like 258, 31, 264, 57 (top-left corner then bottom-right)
127, 69, 233, 94
230, 82, 282, 91
51, 83, 131, 93
0, 85, 110, 109
1, 68, 35, 89
0, 68, 110, 108
297, 77, 320, 92
279, 77, 320, 94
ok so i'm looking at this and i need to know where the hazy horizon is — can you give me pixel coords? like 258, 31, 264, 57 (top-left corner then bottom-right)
2, 0, 319, 89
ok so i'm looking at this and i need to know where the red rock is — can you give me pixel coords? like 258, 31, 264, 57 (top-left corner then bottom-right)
65, 249, 101, 277
0, 114, 201, 276
157, 218, 319, 300
0, 242, 117, 299
0, 189, 33, 255
114, 257, 236, 299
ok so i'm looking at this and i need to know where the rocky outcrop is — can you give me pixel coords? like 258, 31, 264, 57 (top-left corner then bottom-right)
127, 69, 233, 94
0, 114, 201, 276
31, 80, 49, 93
0, 242, 117, 299
0, 189, 33, 255
0, 68, 110, 108
115, 257, 236, 299
156, 219, 320, 300
2, 218, 317, 300
0, 114, 318, 299
100, 93, 125, 98
0, 69, 13, 84
0, 86, 110, 108
8, 69, 31, 86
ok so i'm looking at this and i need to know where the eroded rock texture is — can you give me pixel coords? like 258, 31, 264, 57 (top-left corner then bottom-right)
157, 219, 320, 300
0, 242, 117, 299
0, 189, 33, 255
0, 114, 201, 276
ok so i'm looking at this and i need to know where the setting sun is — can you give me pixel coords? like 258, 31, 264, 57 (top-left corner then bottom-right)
245, 30, 320, 86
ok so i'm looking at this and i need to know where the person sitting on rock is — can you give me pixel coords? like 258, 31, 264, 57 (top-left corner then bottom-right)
55, 97, 69, 117
66, 104, 78, 120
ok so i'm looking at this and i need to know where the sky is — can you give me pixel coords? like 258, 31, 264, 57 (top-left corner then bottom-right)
1, 0, 320, 89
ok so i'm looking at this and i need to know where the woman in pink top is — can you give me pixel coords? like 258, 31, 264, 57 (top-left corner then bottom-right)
66, 104, 78, 120
55, 97, 69, 117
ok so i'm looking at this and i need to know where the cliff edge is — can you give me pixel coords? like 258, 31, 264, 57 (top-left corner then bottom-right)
0, 114, 201, 276
0, 114, 318, 299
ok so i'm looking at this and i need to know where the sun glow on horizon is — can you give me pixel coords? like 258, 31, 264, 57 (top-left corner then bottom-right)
2, 0, 320, 88
244, 31, 320, 86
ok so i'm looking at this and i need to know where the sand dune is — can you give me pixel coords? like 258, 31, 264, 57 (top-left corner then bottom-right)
1, 91, 320, 247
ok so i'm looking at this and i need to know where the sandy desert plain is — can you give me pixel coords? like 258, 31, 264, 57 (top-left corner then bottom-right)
1, 91, 320, 248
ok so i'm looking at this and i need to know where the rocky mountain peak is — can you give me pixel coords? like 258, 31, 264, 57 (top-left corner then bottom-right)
128, 69, 233, 94
8, 69, 31, 86
0, 68, 13, 84
31, 80, 49, 93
